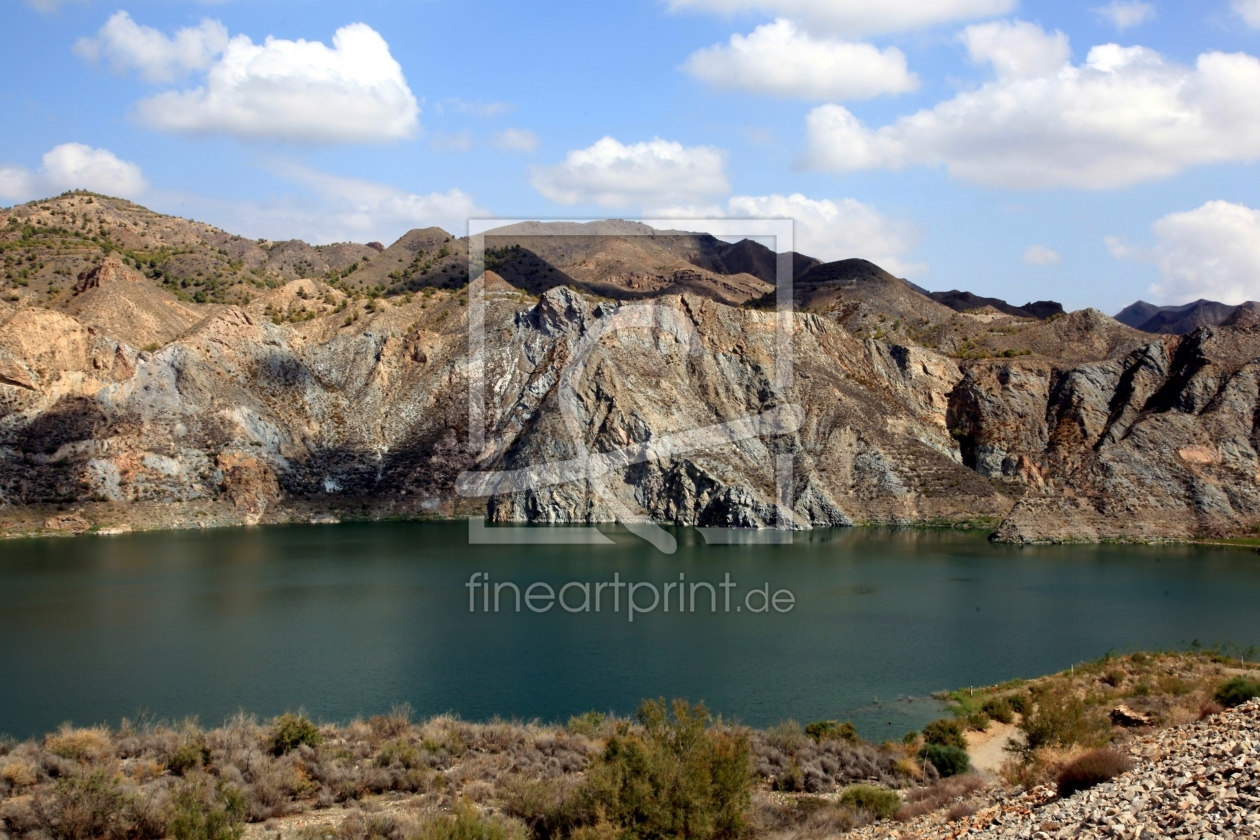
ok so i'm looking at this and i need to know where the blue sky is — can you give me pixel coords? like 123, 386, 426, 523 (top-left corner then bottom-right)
2, 0, 1260, 313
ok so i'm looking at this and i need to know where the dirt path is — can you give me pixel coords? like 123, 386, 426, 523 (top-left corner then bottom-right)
964, 720, 1019, 774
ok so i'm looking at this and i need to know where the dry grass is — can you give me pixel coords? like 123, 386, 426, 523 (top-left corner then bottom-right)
0, 706, 915, 840
893, 775, 987, 822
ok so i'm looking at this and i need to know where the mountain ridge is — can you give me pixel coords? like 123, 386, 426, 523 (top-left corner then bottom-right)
2, 194, 1255, 545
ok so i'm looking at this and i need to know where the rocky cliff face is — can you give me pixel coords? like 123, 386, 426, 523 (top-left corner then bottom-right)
954, 325, 1260, 541
0, 273, 1011, 535
4, 197, 1260, 543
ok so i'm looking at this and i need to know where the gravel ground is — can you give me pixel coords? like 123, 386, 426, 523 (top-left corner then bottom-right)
854, 698, 1260, 839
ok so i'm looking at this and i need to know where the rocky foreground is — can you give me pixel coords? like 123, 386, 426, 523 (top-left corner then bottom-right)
861, 699, 1260, 840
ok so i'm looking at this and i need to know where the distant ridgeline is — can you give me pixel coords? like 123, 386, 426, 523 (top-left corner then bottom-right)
1113, 299, 1260, 334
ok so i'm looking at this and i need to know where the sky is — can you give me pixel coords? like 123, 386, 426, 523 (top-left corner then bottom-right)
2, 0, 1260, 314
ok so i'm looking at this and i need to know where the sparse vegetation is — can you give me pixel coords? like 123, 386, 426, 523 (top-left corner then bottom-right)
1214, 676, 1260, 708
1055, 749, 1133, 797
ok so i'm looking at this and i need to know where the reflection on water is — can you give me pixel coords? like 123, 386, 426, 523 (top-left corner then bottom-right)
1, 522, 1258, 739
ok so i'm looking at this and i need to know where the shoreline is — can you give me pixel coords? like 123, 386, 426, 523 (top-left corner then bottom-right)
2, 501, 1255, 550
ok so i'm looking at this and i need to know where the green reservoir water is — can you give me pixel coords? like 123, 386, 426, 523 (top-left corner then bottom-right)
1, 522, 1259, 740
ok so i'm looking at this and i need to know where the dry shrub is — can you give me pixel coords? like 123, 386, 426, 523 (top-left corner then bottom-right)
1056, 749, 1133, 798
1198, 700, 1225, 720
31, 769, 163, 840
837, 785, 899, 820
499, 774, 591, 838
367, 705, 413, 743
310, 802, 530, 840
1017, 685, 1110, 753
997, 747, 1075, 790
131, 759, 166, 783
46, 726, 114, 762
893, 775, 986, 822
946, 801, 977, 822
751, 792, 866, 840
1, 758, 37, 788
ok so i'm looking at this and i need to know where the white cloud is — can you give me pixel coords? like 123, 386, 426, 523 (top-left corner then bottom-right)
1109, 201, 1260, 305
133, 22, 419, 144
1235, 0, 1260, 28
185, 162, 489, 244
1022, 245, 1061, 265
665, 0, 1014, 37
492, 128, 539, 153
0, 143, 147, 203
529, 137, 729, 209
683, 18, 917, 100
727, 193, 922, 275
1093, 1, 1156, 30
430, 131, 475, 153
73, 11, 229, 83
960, 20, 1070, 79
805, 24, 1260, 189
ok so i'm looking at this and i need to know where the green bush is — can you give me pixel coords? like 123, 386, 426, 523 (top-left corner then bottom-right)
1214, 677, 1260, 709
376, 738, 423, 769
1007, 693, 1031, 716
270, 714, 323, 755
837, 785, 900, 819
918, 744, 970, 778
1018, 686, 1109, 752
980, 697, 1015, 724
585, 699, 753, 840
168, 742, 212, 776
567, 711, 607, 737
414, 802, 528, 840
500, 776, 590, 840
1056, 749, 1133, 797
921, 719, 966, 750
167, 774, 246, 840
803, 720, 858, 744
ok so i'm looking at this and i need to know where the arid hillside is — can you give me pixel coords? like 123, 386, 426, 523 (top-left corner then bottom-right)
2, 194, 1260, 543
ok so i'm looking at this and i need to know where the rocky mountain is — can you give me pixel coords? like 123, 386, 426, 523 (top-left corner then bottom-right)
2, 194, 1259, 544
1114, 298, 1251, 334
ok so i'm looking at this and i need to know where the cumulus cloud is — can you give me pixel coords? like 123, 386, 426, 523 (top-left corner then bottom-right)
960, 20, 1070, 79
726, 193, 922, 275
1022, 245, 1061, 265
683, 18, 916, 100
1109, 201, 1260, 305
492, 128, 539, 152
133, 22, 419, 144
0, 143, 147, 202
665, 0, 1014, 37
1235, 0, 1260, 28
193, 162, 489, 244
74, 11, 229, 82
529, 137, 729, 209
1093, 1, 1156, 30
805, 23, 1260, 189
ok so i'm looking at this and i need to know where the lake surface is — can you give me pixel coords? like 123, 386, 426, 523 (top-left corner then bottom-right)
1, 521, 1259, 740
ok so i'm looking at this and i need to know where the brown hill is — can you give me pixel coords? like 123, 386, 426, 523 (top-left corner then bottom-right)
59, 255, 202, 349
785, 258, 958, 341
